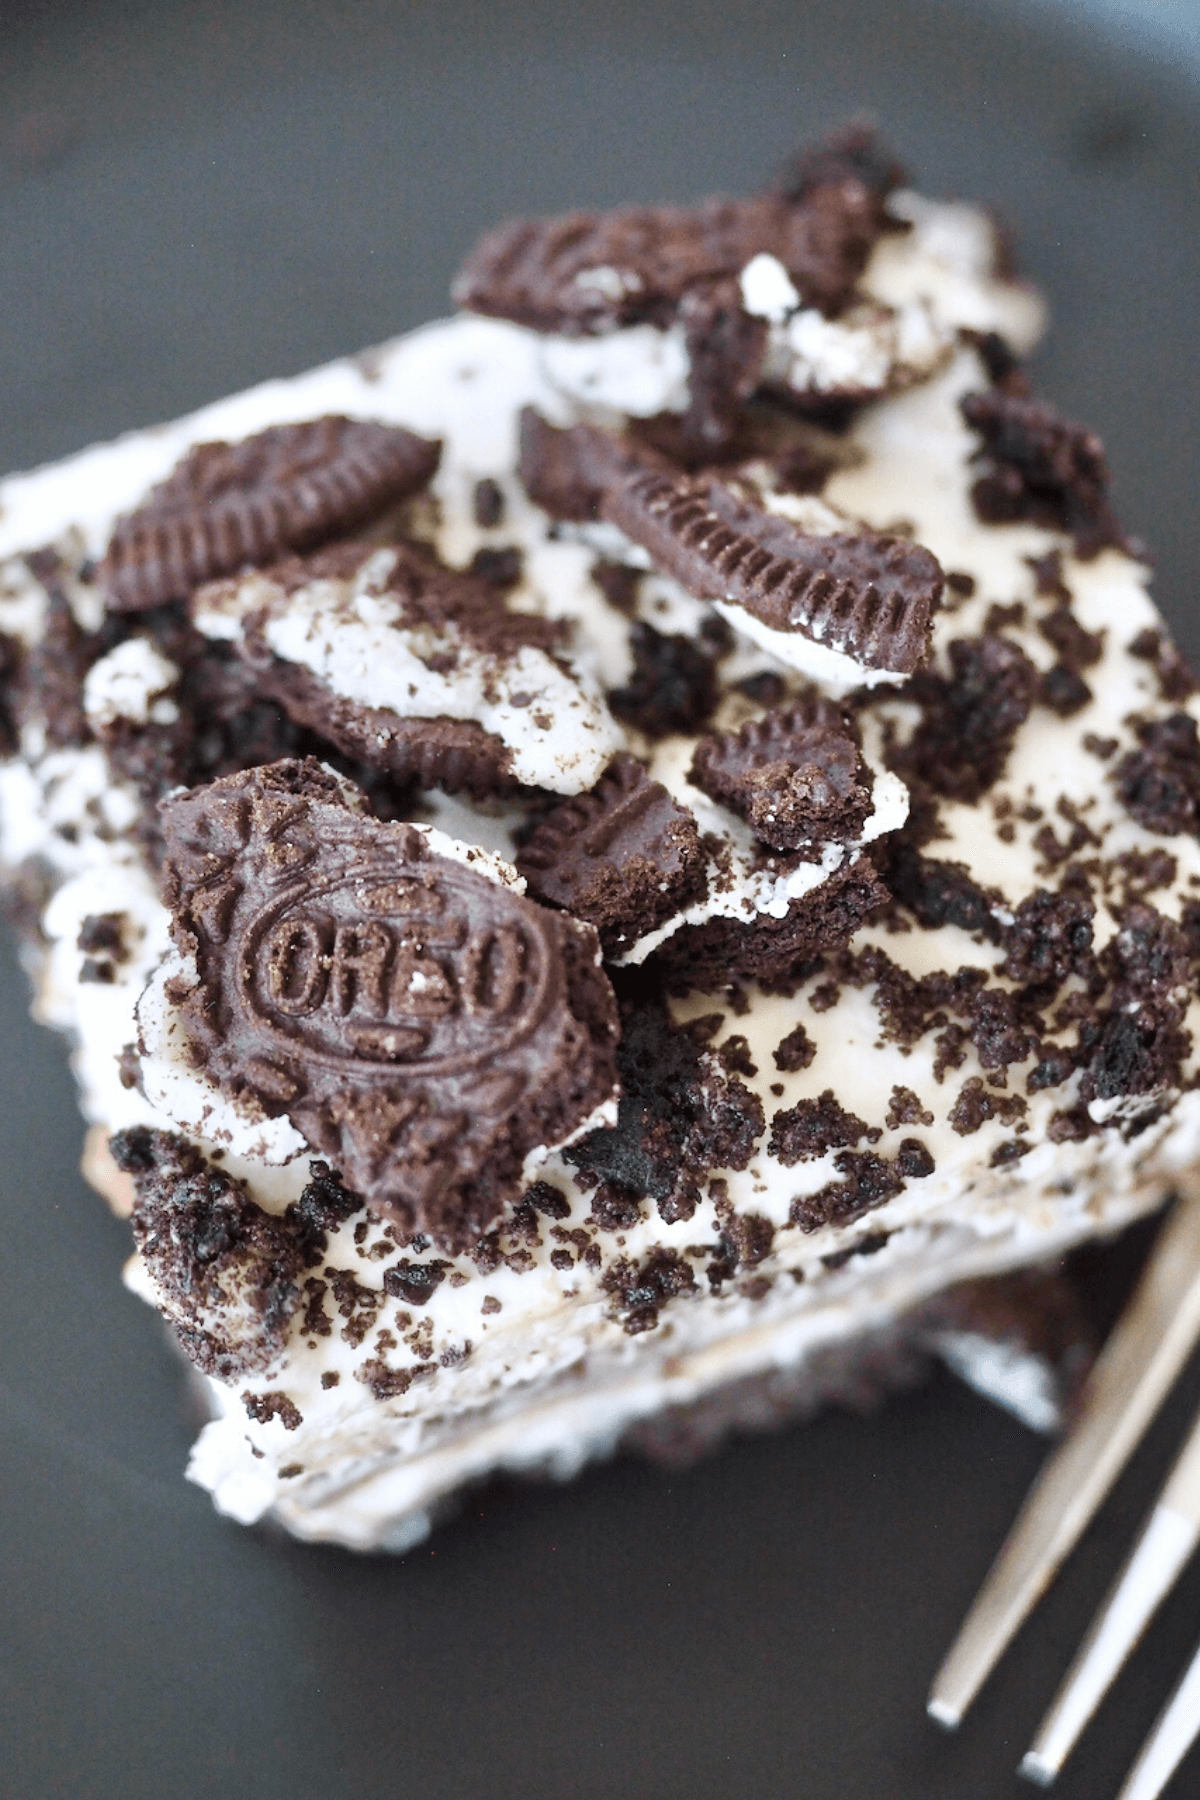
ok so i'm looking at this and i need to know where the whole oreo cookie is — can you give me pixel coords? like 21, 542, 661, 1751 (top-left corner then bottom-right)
689, 697, 872, 851
102, 417, 441, 612
519, 412, 940, 677
159, 759, 620, 1248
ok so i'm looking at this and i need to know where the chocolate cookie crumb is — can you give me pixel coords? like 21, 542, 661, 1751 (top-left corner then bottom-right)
886, 1086, 933, 1129
774, 1023, 817, 1072
769, 1089, 875, 1164
960, 389, 1131, 559
607, 621, 718, 739
1116, 713, 1200, 838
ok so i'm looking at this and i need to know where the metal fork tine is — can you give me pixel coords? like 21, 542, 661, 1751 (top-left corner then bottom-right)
928, 1177, 1200, 1730
1115, 1633, 1200, 1800
1019, 1397, 1200, 1784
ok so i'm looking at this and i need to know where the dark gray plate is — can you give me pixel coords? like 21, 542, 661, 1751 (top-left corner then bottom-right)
4, 4, 1200, 1796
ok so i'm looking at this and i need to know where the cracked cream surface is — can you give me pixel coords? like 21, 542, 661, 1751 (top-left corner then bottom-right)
2, 193, 1198, 1550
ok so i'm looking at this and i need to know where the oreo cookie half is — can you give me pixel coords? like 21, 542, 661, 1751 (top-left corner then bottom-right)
102, 416, 441, 612
159, 759, 620, 1248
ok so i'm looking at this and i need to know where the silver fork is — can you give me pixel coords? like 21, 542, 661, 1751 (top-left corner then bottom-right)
928, 1173, 1200, 1799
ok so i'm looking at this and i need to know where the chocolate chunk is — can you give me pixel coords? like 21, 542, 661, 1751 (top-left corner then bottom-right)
960, 390, 1131, 559
768, 1089, 873, 1165
517, 754, 707, 955
102, 417, 441, 612
897, 634, 1038, 803
520, 414, 940, 676
159, 759, 620, 1249
689, 696, 871, 850
1116, 713, 1200, 838
607, 621, 718, 739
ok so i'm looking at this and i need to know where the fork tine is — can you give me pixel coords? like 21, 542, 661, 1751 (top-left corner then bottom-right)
1019, 1398, 1200, 1784
1115, 1632, 1200, 1800
928, 1177, 1200, 1730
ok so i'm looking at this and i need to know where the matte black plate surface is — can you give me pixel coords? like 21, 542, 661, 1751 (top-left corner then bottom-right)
3, 5, 1200, 1797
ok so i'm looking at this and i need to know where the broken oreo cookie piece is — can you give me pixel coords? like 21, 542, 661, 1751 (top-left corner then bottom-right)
193, 538, 625, 797
960, 389, 1132, 560
517, 754, 707, 955
519, 412, 940, 680
102, 417, 441, 612
159, 759, 620, 1249
689, 696, 872, 851
453, 128, 899, 337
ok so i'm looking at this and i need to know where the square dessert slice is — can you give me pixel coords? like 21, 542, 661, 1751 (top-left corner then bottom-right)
2, 129, 1197, 1550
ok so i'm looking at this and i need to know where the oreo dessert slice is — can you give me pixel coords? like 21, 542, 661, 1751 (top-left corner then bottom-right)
0, 130, 1195, 1554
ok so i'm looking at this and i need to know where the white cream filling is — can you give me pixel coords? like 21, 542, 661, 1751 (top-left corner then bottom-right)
82, 637, 180, 730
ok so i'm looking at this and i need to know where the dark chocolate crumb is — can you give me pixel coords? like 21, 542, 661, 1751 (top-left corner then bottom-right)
242, 1391, 303, 1431
886, 1086, 933, 1129
1128, 627, 1198, 702
948, 1078, 1028, 1136
960, 389, 1132, 559
1116, 713, 1200, 838
607, 621, 718, 739
382, 1260, 449, 1307
790, 1150, 904, 1232
769, 1089, 872, 1165
1001, 885, 1095, 986
603, 1247, 696, 1335
896, 1137, 935, 1179
472, 477, 505, 528
524, 1181, 571, 1221
774, 1023, 817, 1072
896, 634, 1038, 803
